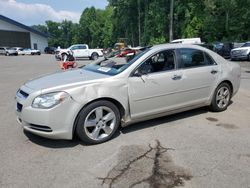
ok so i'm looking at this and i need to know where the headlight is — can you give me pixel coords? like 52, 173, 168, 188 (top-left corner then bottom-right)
241, 49, 248, 54
32, 92, 69, 109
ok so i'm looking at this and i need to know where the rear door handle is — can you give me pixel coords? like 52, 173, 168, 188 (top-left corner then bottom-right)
211, 70, 218, 74
172, 75, 182, 80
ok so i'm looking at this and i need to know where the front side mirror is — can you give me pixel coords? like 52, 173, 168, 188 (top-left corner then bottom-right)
133, 69, 143, 77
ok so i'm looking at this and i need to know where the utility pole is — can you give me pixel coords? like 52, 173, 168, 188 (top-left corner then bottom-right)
138, 0, 141, 46
169, 0, 174, 42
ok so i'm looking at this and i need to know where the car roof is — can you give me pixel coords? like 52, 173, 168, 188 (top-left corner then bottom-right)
151, 43, 208, 51
144, 43, 226, 65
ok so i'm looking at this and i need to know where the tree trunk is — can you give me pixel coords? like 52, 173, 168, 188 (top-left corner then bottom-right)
169, 0, 174, 42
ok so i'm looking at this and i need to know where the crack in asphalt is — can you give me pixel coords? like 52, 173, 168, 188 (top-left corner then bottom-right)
99, 145, 154, 188
99, 140, 192, 188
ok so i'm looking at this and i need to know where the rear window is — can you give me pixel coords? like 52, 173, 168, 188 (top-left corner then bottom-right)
178, 48, 216, 68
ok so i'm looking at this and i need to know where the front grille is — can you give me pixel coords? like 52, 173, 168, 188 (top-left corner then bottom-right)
232, 50, 241, 55
17, 89, 29, 99
20, 90, 29, 98
29, 124, 53, 132
16, 102, 23, 112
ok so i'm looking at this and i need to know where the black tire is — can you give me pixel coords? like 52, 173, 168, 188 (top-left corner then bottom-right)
76, 100, 120, 144
91, 53, 99, 60
210, 82, 232, 112
6, 52, 9, 56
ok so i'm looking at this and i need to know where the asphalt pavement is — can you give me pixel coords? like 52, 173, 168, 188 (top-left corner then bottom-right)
0, 54, 250, 188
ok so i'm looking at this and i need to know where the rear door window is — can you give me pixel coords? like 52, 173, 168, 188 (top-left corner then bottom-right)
177, 48, 215, 69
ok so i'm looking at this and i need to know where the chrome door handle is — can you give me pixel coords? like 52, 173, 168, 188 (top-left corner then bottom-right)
172, 75, 182, 80
211, 70, 218, 74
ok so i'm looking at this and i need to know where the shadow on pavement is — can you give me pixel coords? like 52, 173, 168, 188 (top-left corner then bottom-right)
23, 130, 82, 148
120, 107, 209, 134
24, 103, 234, 148
23, 127, 121, 148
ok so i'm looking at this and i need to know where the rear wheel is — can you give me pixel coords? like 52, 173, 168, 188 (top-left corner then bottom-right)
91, 53, 99, 60
210, 82, 231, 112
76, 100, 120, 144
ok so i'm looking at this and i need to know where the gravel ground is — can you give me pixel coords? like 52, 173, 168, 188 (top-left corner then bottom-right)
0, 54, 250, 188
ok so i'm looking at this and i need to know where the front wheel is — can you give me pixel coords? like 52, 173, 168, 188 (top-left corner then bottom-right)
76, 100, 120, 144
210, 83, 231, 112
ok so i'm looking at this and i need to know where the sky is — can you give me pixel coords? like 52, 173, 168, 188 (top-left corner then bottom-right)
0, 0, 108, 26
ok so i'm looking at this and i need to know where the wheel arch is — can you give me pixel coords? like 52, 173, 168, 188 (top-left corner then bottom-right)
91, 52, 99, 59
219, 80, 233, 94
72, 97, 125, 137
91, 52, 98, 56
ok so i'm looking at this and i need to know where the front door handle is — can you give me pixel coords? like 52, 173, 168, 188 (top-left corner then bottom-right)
211, 70, 218, 74
172, 75, 182, 80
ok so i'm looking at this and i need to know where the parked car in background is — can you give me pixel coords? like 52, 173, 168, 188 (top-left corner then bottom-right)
212, 42, 245, 59
55, 44, 103, 60
213, 42, 234, 59
116, 48, 136, 58
6, 47, 18, 56
0, 47, 7, 55
12, 47, 25, 55
44, 47, 56, 54
22, 48, 41, 55
230, 42, 250, 61
15, 44, 240, 144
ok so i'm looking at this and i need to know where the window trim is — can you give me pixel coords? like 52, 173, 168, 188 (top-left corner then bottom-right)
130, 49, 177, 77
176, 48, 217, 70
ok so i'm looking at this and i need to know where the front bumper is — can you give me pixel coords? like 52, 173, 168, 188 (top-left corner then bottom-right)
15, 86, 82, 140
231, 51, 248, 60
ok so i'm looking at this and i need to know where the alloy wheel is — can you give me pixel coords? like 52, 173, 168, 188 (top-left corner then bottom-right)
83, 106, 116, 141
216, 86, 230, 109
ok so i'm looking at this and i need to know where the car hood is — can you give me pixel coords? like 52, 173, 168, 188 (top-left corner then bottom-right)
24, 69, 110, 91
231, 47, 250, 51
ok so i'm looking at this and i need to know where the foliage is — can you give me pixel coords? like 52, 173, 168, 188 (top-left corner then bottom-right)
32, 0, 250, 48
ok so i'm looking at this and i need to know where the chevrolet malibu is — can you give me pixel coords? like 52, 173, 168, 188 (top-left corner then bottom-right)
15, 44, 241, 144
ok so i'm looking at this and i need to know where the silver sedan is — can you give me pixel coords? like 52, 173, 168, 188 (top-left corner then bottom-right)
15, 44, 241, 144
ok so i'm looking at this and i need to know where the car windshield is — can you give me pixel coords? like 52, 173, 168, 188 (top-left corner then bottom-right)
83, 48, 150, 75
242, 43, 250, 47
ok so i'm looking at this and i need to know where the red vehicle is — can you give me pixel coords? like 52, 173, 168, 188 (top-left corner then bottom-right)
60, 50, 77, 70
116, 48, 136, 57
60, 61, 77, 70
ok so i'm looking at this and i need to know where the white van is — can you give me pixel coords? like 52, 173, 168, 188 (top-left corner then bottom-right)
171, 38, 201, 44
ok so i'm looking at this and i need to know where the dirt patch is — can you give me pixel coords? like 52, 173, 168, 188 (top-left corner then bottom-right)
206, 117, 219, 122
99, 140, 192, 188
216, 123, 238, 129
239, 154, 250, 158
